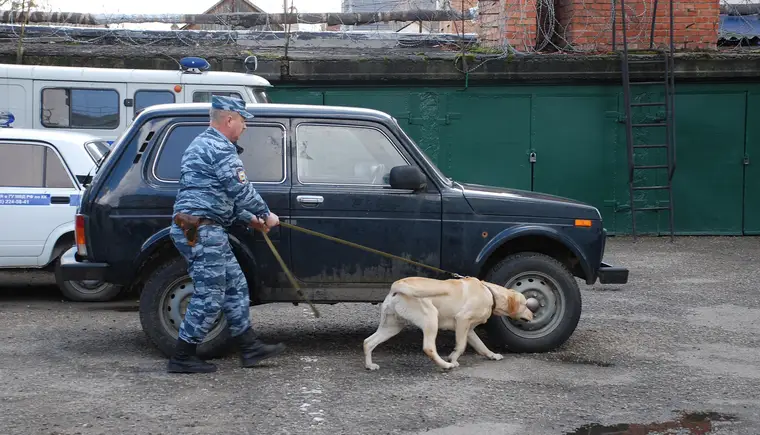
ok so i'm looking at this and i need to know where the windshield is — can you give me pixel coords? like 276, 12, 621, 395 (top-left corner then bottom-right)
84, 141, 111, 163
392, 118, 452, 186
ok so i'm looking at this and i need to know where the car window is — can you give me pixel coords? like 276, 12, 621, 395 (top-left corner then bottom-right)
84, 141, 111, 163
154, 123, 285, 183
295, 124, 408, 185
192, 91, 244, 103
134, 90, 176, 113
41, 88, 120, 130
0, 142, 74, 189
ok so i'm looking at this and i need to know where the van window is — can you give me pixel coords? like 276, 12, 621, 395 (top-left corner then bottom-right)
41, 88, 120, 130
134, 90, 176, 113
0, 142, 74, 189
153, 123, 286, 183
192, 91, 244, 103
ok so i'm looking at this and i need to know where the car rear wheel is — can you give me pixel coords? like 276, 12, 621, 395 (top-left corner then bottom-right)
138, 255, 233, 359
484, 252, 582, 353
54, 258, 123, 302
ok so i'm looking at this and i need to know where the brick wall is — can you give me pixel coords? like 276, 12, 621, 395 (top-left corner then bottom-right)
478, 0, 720, 52
478, 0, 538, 50
441, 0, 480, 35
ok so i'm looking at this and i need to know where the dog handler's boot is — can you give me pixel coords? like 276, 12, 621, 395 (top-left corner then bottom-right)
166, 338, 217, 374
236, 327, 286, 368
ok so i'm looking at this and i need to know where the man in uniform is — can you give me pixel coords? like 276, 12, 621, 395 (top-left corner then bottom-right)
167, 95, 286, 374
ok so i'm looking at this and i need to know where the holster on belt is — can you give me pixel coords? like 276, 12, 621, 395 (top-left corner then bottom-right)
173, 213, 204, 246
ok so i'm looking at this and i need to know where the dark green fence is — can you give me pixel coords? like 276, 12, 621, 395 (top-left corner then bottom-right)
269, 82, 758, 236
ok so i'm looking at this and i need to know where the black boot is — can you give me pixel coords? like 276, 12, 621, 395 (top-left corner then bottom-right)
236, 327, 286, 368
166, 338, 217, 373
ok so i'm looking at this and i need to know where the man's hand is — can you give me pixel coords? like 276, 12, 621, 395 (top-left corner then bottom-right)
265, 213, 280, 228
249, 216, 269, 233
249, 213, 279, 233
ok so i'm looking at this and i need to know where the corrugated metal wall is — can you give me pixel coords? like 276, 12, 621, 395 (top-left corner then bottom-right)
269, 82, 758, 236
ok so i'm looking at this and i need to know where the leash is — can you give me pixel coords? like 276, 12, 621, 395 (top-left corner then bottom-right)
279, 221, 464, 279
258, 221, 465, 319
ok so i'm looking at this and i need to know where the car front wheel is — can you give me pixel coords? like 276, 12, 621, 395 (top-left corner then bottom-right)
484, 252, 582, 353
138, 256, 233, 359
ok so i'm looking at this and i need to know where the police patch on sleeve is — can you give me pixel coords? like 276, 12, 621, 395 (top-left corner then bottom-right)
236, 167, 248, 184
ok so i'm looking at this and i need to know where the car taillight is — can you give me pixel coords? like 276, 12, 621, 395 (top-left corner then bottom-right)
75, 214, 87, 256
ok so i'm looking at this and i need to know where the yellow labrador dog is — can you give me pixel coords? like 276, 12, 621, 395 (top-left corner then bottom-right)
363, 276, 534, 371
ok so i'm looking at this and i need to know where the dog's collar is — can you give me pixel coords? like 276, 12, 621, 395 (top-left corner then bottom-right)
479, 280, 497, 314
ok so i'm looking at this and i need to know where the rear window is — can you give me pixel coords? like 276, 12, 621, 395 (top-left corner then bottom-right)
153, 122, 286, 183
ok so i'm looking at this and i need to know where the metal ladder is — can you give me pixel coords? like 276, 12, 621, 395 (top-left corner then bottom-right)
615, 0, 677, 241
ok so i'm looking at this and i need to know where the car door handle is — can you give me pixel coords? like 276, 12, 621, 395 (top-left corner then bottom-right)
297, 195, 324, 205
50, 195, 70, 204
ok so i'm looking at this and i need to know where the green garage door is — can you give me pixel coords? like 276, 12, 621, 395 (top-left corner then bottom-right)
437, 92, 532, 190
531, 92, 619, 227
743, 92, 760, 234
670, 91, 746, 235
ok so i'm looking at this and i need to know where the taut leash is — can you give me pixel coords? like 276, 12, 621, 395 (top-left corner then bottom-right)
258, 221, 465, 319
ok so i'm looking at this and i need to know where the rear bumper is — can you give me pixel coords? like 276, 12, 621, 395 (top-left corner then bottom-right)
58, 246, 111, 281
597, 261, 629, 284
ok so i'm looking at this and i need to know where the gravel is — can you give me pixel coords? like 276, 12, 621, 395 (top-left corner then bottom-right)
1, 236, 759, 435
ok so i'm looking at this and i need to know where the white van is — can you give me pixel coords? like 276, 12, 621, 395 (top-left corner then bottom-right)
0, 56, 271, 142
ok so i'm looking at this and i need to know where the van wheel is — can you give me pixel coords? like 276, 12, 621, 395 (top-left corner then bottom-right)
54, 258, 123, 302
139, 255, 232, 360
484, 252, 582, 353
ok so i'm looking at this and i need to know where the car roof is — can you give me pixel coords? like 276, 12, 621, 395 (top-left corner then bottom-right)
136, 102, 397, 123
0, 128, 105, 176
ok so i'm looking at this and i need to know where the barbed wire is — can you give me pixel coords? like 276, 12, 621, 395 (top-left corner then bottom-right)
0, 0, 756, 75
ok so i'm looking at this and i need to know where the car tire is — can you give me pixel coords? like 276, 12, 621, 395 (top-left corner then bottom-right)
138, 255, 233, 360
484, 252, 582, 353
54, 257, 124, 302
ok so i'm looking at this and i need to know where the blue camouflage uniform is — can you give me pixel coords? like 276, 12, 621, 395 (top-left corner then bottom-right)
170, 95, 270, 345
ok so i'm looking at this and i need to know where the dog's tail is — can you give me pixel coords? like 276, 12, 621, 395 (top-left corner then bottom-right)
391, 280, 449, 299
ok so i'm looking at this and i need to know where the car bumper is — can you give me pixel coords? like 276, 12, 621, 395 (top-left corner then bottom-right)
597, 261, 629, 284
58, 246, 111, 281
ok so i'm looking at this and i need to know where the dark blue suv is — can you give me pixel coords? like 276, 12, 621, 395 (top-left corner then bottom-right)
60, 102, 629, 359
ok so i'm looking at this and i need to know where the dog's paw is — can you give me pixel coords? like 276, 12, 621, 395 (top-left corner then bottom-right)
488, 353, 504, 361
366, 363, 380, 371
441, 361, 459, 370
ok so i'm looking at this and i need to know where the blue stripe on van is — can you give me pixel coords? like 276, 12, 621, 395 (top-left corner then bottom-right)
0, 193, 51, 205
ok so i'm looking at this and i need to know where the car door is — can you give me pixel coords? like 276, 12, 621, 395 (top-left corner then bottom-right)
146, 116, 292, 290
288, 118, 443, 293
127, 85, 178, 125
0, 140, 80, 267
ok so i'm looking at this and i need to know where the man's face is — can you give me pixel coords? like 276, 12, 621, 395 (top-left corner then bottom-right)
225, 112, 247, 143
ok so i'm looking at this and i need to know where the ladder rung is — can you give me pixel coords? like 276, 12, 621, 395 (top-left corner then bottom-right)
633, 144, 668, 149
632, 123, 667, 127
634, 206, 671, 211
631, 102, 666, 107
630, 81, 666, 85
633, 185, 670, 190
628, 59, 665, 63
634, 165, 669, 169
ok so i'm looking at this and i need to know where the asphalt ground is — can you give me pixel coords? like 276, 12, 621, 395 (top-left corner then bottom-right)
1, 236, 759, 435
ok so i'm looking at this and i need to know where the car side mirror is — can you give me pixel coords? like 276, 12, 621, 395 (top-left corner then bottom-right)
389, 165, 427, 191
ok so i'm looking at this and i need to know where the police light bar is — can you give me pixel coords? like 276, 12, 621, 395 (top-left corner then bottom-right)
179, 57, 211, 74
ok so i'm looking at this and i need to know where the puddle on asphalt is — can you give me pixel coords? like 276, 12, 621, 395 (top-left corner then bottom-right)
566, 411, 738, 434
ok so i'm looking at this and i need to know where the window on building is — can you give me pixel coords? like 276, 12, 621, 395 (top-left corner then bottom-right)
295, 124, 407, 185
134, 90, 176, 113
153, 123, 286, 183
192, 91, 244, 103
0, 142, 74, 189
41, 88, 120, 130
